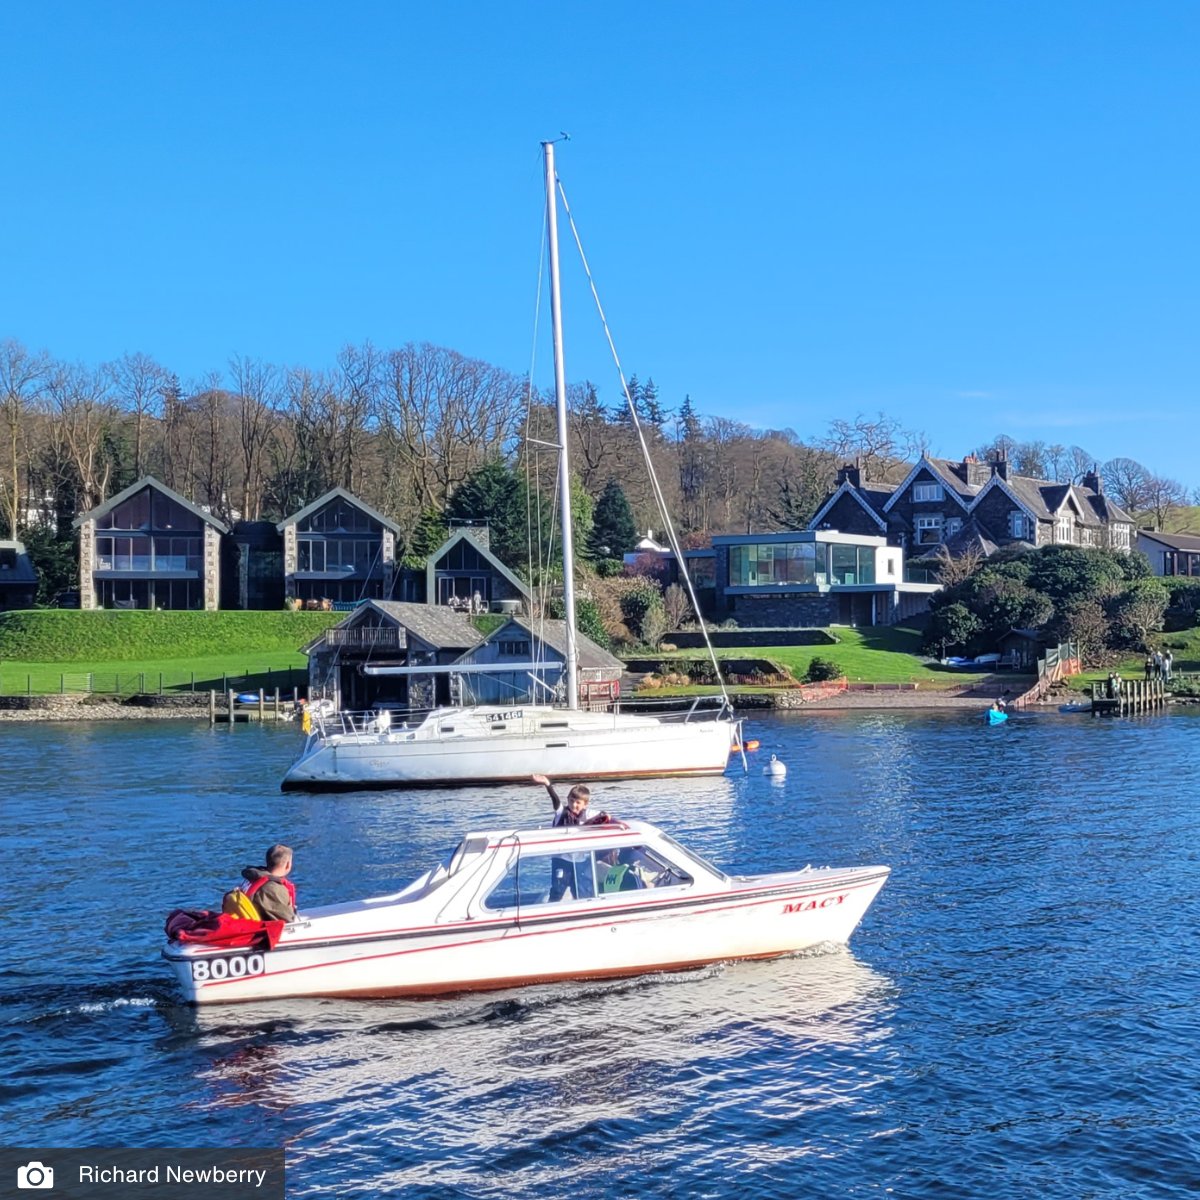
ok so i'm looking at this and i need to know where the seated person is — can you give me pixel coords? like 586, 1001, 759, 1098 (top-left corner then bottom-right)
598, 847, 645, 893
240, 843, 297, 921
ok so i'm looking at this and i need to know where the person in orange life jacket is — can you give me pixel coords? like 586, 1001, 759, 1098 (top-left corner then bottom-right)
531, 774, 611, 827
241, 843, 297, 922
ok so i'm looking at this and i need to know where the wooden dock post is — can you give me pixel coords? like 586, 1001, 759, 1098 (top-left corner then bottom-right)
259, 688, 265, 721
274, 687, 280, 719
209, 689, 216, 725
229, 689, 236, 727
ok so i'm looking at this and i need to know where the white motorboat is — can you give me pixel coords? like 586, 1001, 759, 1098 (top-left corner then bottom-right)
162, 819, 889, 1004
280, 139, 739, 791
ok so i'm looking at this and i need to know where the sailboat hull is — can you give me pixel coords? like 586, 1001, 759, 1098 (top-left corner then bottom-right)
282, 708, 736, 791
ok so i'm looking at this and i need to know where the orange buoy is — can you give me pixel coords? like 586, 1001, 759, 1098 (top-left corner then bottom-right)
730, 738, 761, 753
745, 739, 760, 751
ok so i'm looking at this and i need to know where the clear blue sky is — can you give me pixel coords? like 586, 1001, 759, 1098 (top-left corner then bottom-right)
2, 2, 1197, 487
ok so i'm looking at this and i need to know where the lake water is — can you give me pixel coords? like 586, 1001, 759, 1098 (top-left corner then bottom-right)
3, 708, 1200, 1198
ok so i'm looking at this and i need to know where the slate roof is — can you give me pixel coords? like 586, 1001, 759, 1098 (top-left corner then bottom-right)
476, 616, 624, 672
276, 487, 401, 536
1136, 529, 1200, 552
368, 601, 485, 649
73, 475, 229, 533
0, 540, 38, 584
303, 600, 484, 655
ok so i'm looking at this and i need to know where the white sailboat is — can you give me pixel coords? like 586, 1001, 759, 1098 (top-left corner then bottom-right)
281, 141, 738, 791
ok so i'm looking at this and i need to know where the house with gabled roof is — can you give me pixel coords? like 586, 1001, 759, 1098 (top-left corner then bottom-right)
1135, 528, 1200, 577
809, 455, 1134, 562
303, 599, 484, 712
425, 525, 530, 613
73, 476, 228, 610
0, 539, 39, 610
451, 616, 623, 706
278, 487, 401, 606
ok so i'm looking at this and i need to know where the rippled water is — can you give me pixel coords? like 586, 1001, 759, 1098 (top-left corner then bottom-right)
4, 709, 1200, 1198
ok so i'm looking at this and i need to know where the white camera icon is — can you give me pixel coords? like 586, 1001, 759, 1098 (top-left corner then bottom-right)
17, 1161, 54, 1189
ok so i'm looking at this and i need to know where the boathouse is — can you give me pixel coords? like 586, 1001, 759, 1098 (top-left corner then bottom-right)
304, 600, 483, 712
452, 617, 623, 706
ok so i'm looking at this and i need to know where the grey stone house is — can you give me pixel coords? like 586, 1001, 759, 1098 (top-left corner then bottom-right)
809, 455, 1134, 561
426, 526, 530, 612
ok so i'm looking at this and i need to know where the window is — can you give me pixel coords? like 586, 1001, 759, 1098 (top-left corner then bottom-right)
945, 517, 962, 537
497, 639, 531, 657
482, 844, 693, 910
1008, 511, 1031, 540
913, 481, 944, 502
1055, 514, 1073, 543
915, 515, 943, 545
728, 541, 824, 586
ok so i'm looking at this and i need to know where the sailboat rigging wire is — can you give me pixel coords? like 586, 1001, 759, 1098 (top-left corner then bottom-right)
555, 178, 732, 711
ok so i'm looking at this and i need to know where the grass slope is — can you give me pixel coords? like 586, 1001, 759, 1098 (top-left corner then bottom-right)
653, 625, 991, 688
0, 610, 341, 662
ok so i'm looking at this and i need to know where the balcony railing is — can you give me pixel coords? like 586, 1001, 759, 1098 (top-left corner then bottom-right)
324, 627, 404, 650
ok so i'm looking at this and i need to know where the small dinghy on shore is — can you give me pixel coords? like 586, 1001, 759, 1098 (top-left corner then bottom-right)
163, 820, 889, 1005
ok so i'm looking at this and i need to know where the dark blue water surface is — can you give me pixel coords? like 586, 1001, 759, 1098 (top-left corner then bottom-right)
4, 709, 1200, 1198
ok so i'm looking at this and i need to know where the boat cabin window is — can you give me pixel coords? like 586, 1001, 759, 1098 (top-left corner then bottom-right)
482, 845, 692, 910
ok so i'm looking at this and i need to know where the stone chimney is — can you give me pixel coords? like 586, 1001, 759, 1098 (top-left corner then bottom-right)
1082, 465, 1103, 494
836, 459, 862, 489
459, 523, 491, 551
989, 454, 1009, 481
962, 453, 991, 488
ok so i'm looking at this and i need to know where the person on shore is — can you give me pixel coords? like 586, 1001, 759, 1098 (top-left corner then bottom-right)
1164, 650, 1173, 681
241, 844, 297, 922
1145, 653, 1154, 681
532, 774, 611, 827
1153, 650, 1163, 679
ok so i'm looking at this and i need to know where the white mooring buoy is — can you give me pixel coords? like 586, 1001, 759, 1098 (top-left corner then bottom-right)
764, 754, 787, 778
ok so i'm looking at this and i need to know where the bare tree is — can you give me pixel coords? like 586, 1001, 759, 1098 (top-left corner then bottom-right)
1065, 445, 1097, 483
46, 361, 117, 511
932, 544, 984, 587
825, 412, 920, 481
0, 339, 51, 536
107, 351, 168, 477
1102, 457, 1153, 516
230, 356, 281, 521
1143, 473, 1190, 531
377, 342, 525, 519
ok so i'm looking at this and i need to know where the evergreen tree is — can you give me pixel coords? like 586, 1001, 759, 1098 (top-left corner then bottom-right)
638, 376, 667, 428
587, 478, 638, 560
408, 507, 449, 559
445, 460, 528, 568
613, 374, 639, 424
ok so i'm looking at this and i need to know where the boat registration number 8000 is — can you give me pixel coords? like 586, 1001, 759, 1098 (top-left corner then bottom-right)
191, 952, 266, 982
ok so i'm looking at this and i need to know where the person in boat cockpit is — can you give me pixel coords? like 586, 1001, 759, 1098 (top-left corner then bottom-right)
532, 774, 611, 827
598, 847, 646, 893
241, 844, 297, 922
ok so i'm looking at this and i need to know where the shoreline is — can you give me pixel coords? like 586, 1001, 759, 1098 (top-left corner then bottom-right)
0, 690, 1048, 721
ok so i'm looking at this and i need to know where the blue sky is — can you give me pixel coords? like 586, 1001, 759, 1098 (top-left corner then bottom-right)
2, 2, 1197, 486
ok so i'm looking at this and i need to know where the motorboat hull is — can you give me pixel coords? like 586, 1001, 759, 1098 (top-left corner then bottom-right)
164, 867, 888, 1004
281, 708, 737, 790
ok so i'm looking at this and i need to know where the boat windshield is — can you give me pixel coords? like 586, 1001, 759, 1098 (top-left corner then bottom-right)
656, 832, 728, 882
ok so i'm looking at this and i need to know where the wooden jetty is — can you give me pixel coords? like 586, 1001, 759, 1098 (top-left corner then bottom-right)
209, 688, 297, 725
1089, 678, 1168, 716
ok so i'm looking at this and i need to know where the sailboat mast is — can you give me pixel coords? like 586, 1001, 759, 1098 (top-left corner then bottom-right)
543, 140, 580, 710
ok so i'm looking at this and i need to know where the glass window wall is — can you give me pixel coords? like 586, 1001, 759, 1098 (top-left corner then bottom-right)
728, 541, 873, 586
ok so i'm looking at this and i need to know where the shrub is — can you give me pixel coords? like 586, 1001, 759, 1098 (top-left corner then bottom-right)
805, 656, 842, 683
619, 580, 665, 642
594, 558, 624, 578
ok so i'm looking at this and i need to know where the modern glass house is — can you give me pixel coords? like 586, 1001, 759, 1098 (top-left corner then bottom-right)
278, 488, 401, 606
710, 530, 941, 627
74, 477, 227, 610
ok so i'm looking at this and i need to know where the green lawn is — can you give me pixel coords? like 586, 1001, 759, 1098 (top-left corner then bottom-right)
649, 625, 992, 688
1066, 626, 1200, 691
0, 651, 310, 696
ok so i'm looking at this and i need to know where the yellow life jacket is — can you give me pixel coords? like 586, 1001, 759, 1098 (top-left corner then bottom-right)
221, 888, 261, 921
